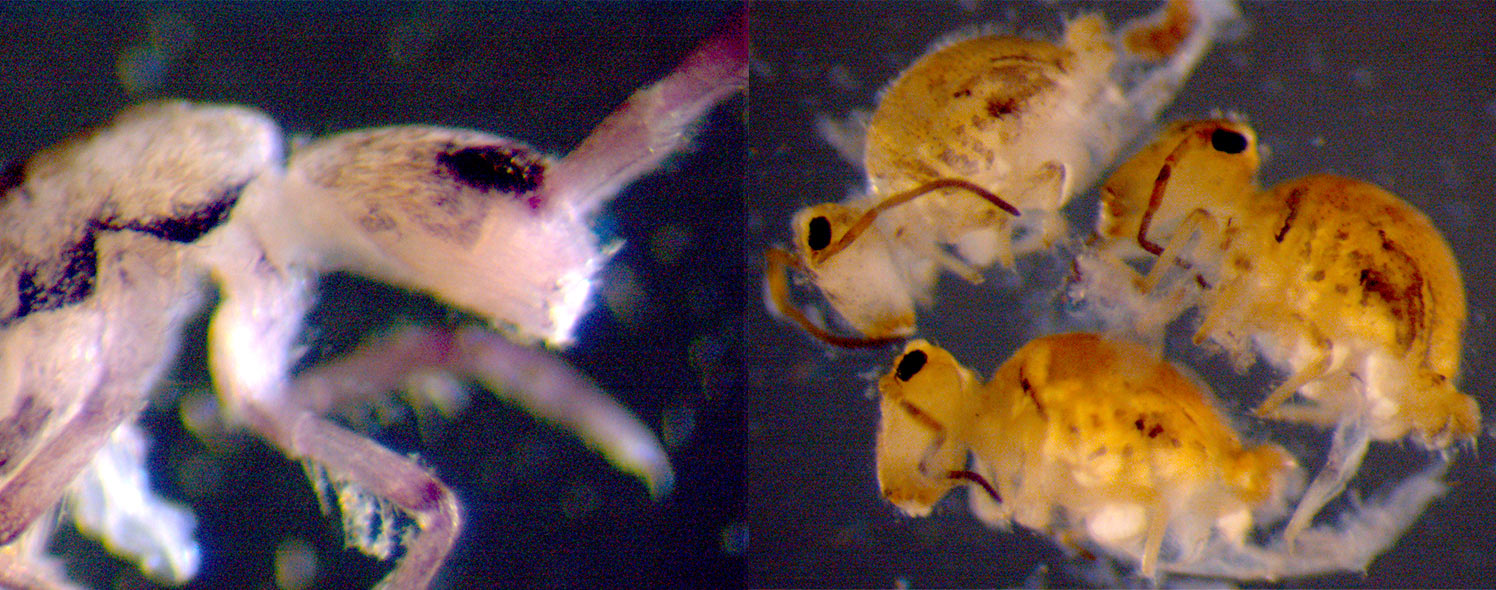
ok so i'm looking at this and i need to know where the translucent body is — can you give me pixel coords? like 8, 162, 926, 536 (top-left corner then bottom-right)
876, 334, 1301, 581
768, 0, 1240, 346
1076, 117, 1479, 542
0, 13, 746, 589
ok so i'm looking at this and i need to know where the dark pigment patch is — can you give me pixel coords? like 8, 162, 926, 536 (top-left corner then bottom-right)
3, 179, 245, 324
8, 231, 99, 324
1361, 229, 1428, 351
1276, 186, 1305, 243
1018, 366, 1046, 418
436, 146, 546, 206
99, 180, 247, 242
985, 95, 1021, 118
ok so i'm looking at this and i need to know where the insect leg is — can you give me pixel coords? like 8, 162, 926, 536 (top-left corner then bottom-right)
450, 327, 674, 497
241, 402, 461, 589
1139, 500, 1170, 583
1280, 459, 1447, 574
1255, 345, 1334, 419
288, 324, 676, 498
0, 392, 129, 547
1067, 249, 1176, 347
286, 326, 462, 416
989, 222, 1019, 270
927, 245, 989, 285
1011, 162, 1070, 259
0, 506, 79, 590
1163, 460, 1446, 580
1283, 411, 1372, 546
0, 374, 156, 590
207, 229, 459, 588
1142, 208, 1217, 294
1040, 162, 1071, 250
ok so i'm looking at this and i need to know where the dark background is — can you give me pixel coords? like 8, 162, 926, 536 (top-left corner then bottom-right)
1, 2, 742, 589
748, 2, 1496, 588
8, 1, 1496, 589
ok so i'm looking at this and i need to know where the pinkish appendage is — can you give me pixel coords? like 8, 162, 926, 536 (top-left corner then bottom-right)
290, 325, 674, 497
551, 10, 748, 216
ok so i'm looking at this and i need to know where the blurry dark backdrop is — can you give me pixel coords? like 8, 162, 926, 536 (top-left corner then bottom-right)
1, 2, 743, 588
748, 2, 1496, 588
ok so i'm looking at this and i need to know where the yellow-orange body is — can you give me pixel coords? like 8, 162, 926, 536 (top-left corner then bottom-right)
876, 334, 1299, 580
861, 17, 1115, 271
769, 0, 1240, 346
1092, 118, 1477, 447
1082, 118, 1478, 542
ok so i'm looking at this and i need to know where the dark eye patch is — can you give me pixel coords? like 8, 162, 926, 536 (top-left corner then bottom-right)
1210, 128, 1249, 154
807, 216, 832, 251
896, 349, 928, 381
436, 146, 545, 194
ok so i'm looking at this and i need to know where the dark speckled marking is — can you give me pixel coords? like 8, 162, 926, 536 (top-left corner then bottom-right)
985, 95, 1020, 118
2, 179, 244, 325
7, 230, 98, 324
417, 479, 445, 510
1018, 365, 1047, 419
99, 179, 247, 243
436, 146, 545, 208
1275, 186, 1304, 243
1360, 229, 1428, 352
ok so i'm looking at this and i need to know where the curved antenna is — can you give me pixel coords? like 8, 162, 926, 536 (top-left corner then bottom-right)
1135, 126, 1212, 256
813, 178, 1020, 265
763, 247, 905, 349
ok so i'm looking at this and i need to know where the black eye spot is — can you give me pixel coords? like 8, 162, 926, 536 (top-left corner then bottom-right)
807, 216, 832, 251
896, 350, 928, 382
436, 146, 544, 194
1210, 128, 1249, 154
